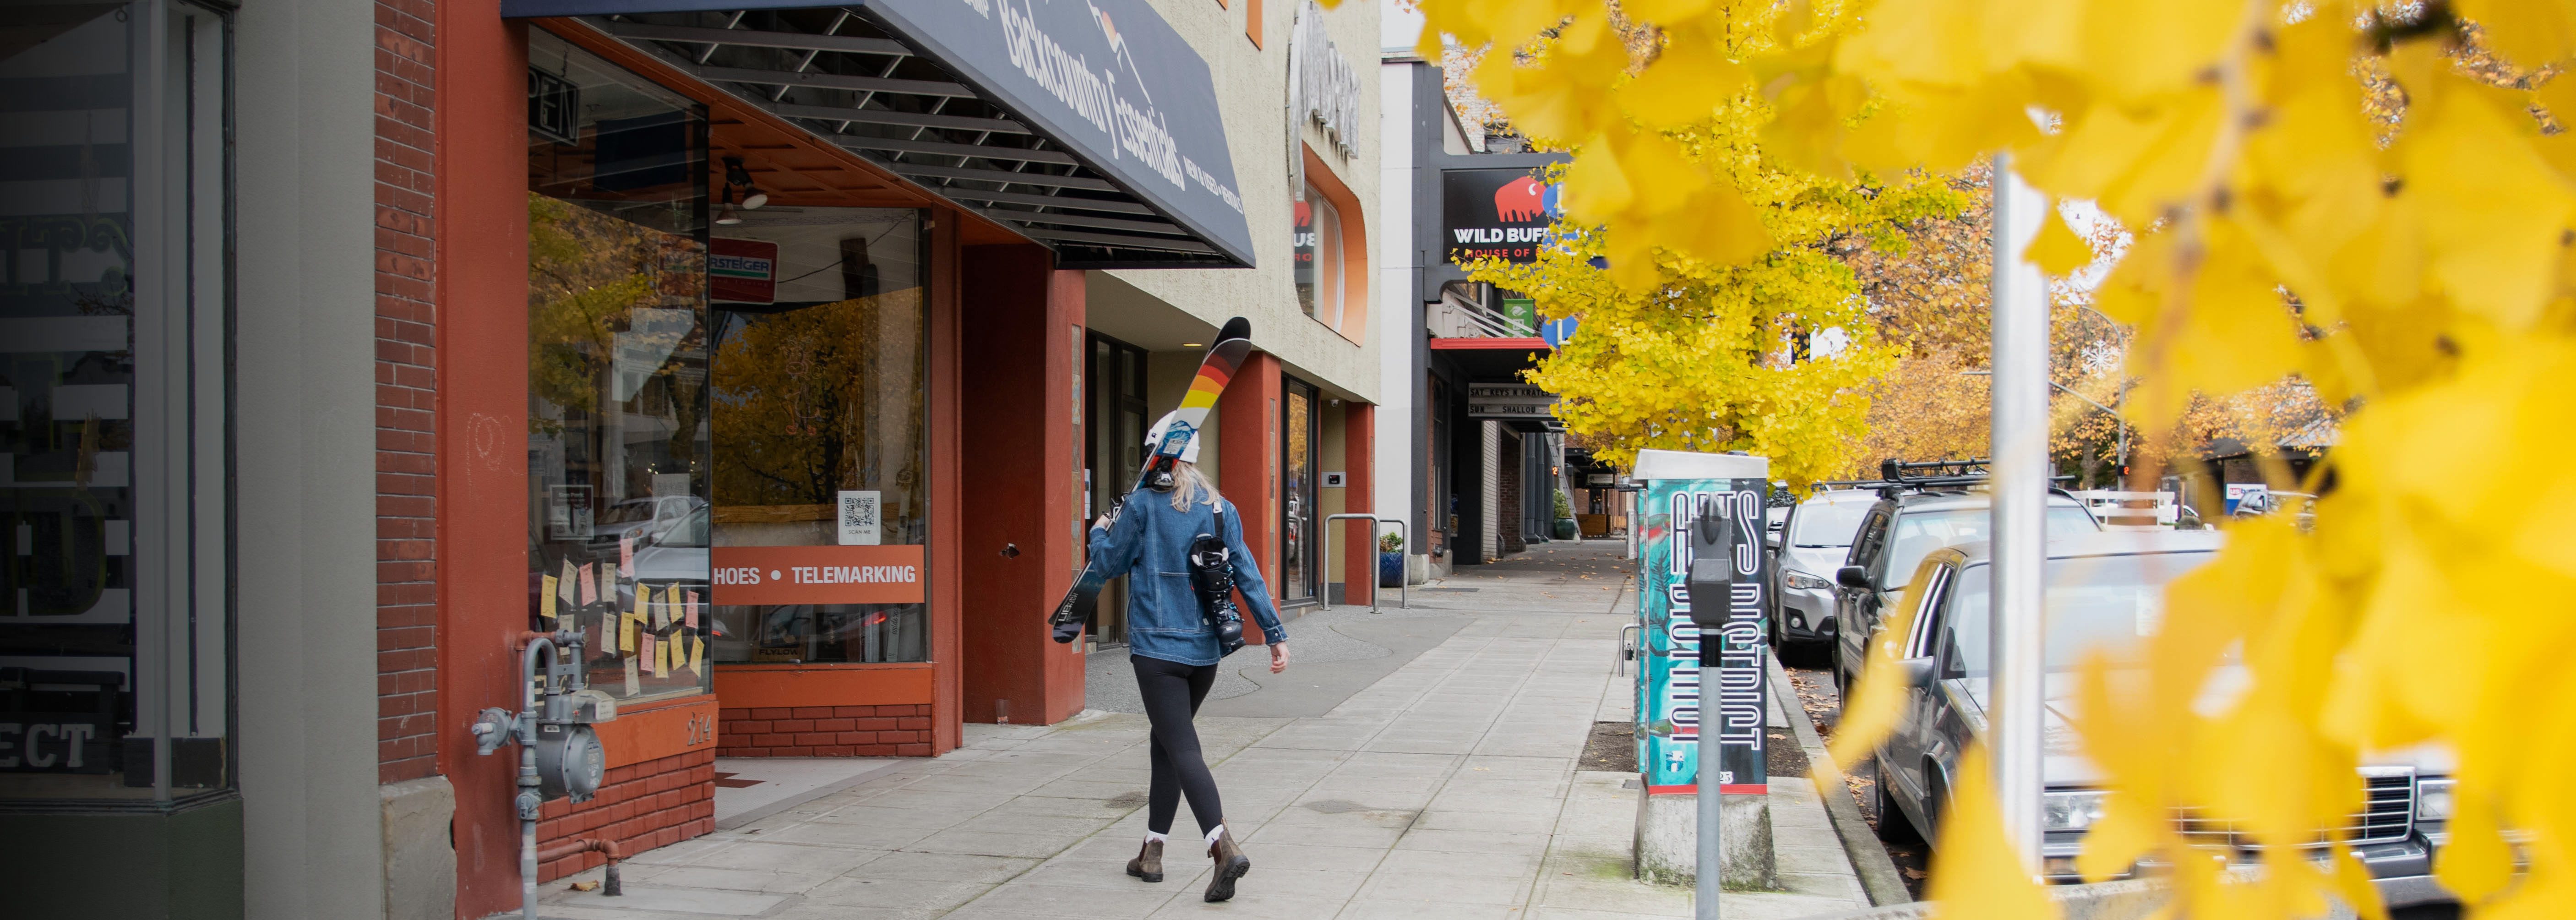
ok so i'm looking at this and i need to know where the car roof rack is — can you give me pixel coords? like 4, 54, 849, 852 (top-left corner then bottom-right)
1813, 458, 2077, 501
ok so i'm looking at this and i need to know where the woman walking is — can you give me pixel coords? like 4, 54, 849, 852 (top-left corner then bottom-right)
1084, 414, 1289, 903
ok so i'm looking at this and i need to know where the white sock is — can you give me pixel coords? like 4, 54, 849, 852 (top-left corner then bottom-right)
1205, 824, 1226, 845
1144, 831, 1168, 845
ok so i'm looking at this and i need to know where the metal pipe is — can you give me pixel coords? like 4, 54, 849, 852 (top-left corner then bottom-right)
1988, 154, 2052, 870
1698, 729, 1724, 919
539, 838, 626, 896
517, 635, 556, 920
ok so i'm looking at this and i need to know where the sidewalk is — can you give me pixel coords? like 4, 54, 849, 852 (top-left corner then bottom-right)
531, 539, 1874, 920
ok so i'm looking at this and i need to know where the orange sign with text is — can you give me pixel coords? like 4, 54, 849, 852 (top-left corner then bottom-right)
709, 545, 926, 605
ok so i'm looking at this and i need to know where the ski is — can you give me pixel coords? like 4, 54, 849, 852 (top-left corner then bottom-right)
1050, 317, 1253, 641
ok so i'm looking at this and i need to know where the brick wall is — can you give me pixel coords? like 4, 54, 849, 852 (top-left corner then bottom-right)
374, 0, 441, 783
717, 704, 934, 757
536, 748, 717, 881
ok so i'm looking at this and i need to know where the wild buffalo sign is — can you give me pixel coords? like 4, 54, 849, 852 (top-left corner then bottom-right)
1443, 168, 1562, 264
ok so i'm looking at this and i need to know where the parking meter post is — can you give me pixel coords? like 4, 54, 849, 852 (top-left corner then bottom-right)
1988, 154, 2052, 871
1685, 497, 1734, 919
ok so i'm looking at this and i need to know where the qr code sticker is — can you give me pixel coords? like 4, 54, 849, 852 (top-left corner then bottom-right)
839, 491, 882, 545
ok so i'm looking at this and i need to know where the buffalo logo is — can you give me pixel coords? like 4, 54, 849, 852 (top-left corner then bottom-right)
1494, 176, 1565, 223
1494, 176, 1547, 222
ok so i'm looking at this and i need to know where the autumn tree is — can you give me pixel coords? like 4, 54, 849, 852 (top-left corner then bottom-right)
1421, 0, 2576, 917
1454, 2, 1962, 487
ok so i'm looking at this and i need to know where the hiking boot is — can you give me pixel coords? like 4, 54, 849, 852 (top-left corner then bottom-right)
1203, 828, 1251, 902
1126, 839, 1164, 883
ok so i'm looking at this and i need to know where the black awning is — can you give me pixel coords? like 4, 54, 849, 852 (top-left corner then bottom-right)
509, 1, 1255, 268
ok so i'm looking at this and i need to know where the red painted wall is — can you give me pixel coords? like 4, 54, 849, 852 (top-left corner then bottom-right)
435, 3, 536, 916
1218, 353, 1284, 636
1342, 403, 1375, 605
959, 245, 1087, 725
928, 209, 965, 753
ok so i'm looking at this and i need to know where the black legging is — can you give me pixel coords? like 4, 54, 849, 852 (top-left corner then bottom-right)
1132, 654, 1223, 836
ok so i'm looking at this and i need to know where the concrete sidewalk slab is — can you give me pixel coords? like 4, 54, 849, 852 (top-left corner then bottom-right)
523, 540, 1890, 920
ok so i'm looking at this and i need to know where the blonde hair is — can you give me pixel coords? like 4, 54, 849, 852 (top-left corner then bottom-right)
1168, 461, 1223, 512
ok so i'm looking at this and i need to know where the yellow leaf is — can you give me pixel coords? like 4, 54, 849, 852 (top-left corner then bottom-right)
2456, 0, 2576, 69
1621, 0, 1715, 24
2023, 201, 2091, 276
2075, 0, 2242, 101
1925, 746, 2059, 920
2396, 73, 2576, 327
1625, 40, 1749, 128
1654, 183, 1775, 267
1559, 136, 1637, 223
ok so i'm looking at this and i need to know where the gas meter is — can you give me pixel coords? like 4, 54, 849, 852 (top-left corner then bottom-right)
467, 627, 618, 805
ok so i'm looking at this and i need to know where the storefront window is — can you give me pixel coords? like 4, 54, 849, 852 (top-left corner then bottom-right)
0, 0, 234, 802
704, 209, 931, 664
1293, 187, 1342, 327
1280, 378, 1320, 603
526, 29, 713, 702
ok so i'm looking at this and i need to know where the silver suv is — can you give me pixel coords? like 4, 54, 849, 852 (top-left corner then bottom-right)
1771, 490, 1879, 651
1868, 530, 2453, 907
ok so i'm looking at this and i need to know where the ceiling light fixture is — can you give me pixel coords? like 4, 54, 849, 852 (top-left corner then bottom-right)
723, 156, 767, 211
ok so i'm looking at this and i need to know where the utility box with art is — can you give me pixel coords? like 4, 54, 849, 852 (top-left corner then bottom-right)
1629, 449, 1775, 889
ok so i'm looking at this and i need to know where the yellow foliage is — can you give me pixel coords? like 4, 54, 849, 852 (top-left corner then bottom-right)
1927, 746, 2059, 920
1426, 0, 2576, 916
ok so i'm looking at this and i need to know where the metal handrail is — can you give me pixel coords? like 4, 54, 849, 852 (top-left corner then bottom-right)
1321, 513, 1408, 613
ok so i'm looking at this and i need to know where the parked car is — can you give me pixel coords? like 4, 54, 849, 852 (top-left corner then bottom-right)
1771, 489, 1880, 651
1831, 489, 2100, 697
591, 495, 707, 550
629, 505, 710, 588
1865, 530, 2453, 908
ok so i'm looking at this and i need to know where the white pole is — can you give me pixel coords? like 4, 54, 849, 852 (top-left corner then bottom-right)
1988, 155, 2051, 871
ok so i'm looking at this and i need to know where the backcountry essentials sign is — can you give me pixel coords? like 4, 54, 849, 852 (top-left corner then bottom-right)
498, 0, 1253, 266
1443, 168, 1562, 264
710, 545, 925, 605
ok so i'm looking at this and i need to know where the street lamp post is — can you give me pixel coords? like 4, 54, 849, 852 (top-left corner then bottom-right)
1988, 155, 2050, 871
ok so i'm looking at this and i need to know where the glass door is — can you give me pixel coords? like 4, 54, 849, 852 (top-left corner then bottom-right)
1280, 378, 1320, 604
1084, 333, 1147, 645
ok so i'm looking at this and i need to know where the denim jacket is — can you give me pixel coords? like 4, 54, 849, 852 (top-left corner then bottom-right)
1087, 492, 1286, 666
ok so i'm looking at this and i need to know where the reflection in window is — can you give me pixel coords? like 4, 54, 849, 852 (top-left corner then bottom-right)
1293, 187, 1342, 327
1280, 379, 1320, 602
704, 209, 930, 664
0, 2, 234, 803
525, 28, 713, 703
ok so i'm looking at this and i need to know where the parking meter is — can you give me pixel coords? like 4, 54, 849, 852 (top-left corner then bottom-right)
1684, 495, 1735, 630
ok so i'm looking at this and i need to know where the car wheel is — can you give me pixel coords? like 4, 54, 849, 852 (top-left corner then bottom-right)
1872, 756, 1922, 844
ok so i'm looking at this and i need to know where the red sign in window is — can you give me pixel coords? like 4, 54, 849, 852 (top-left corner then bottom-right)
709, 545, 925, 605
708, 237, 778, 304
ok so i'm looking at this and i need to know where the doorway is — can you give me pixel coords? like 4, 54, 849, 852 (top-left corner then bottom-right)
1281, 377, 1321, 604
1084, 332, 1149, 645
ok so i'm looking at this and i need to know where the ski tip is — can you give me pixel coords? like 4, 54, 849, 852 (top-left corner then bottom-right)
1215, 316, 1250, 344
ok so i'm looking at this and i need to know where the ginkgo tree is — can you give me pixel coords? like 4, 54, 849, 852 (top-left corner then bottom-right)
1417, 0, 2576, 918
1450, 4, 1961, 488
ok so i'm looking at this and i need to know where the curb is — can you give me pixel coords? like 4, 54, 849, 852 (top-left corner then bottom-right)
1767, 656, 1913, 907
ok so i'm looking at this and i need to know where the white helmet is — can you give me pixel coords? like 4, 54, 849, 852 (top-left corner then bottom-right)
1143, 410, 1203, 465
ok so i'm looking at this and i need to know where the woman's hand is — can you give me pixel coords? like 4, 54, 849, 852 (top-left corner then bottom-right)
1269, 642, 1290, 674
